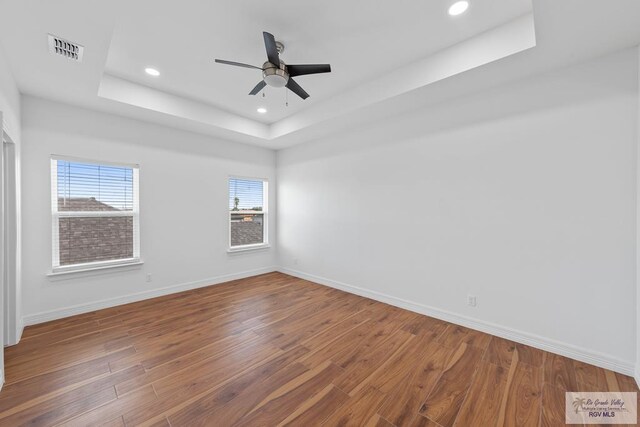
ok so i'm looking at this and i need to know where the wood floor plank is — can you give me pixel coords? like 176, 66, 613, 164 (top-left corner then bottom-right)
483, 336, 516, 368
264, 306, 364, 351
106, 320, 255, 372
365, 413, 396, 427
20, 315, 98, 340
418, 343, 484, 427
574, 360, 608, 392
145, 417, 171, 427
436, 324, 492, 351
300, 309, 371, 351
400, 314, 448, 339
368, 336, 437, 394
333, 329, 415, 395
515, 343, 545, 368
0, 347, 132, 412
378, 344, 453, 426
331, 315, 409, 370
167, 360, 311, 426
277, 384, 350, 426
151, 338, 281, 400
0, 385, 117, 427
540, 383, 568, 427
123, 347, 289, 425
61, 385, 157, 427
615, 372, 640, 392
320, 386, 388, 426
298, 320, 376, 367
0, 272, 627, 427
164, 346, 310, 426
410, 414, 444, 427
453, 361, 508, 426
114, 330, 264, 396
498, 360, 542, 427
5, 328, 133, 383
543, 353, 579, 391
231, 360, 344, 426
0, 365, 143, 426
101, 415, 126, 427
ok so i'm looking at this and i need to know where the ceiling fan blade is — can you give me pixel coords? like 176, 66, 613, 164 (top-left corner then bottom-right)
287, 64, 332, 77
286, 78, 309, 100
215, 59, 263, 70
263, 32, 280, 66
249, 80, 267, 95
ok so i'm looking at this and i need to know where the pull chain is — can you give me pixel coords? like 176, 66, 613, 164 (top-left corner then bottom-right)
285, 88, 288, 107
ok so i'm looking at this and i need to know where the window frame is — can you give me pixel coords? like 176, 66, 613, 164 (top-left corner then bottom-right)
50, 155, 141, 273
227, 175, 269, 252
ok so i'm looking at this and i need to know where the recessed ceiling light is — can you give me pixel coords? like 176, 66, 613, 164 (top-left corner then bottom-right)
257, 107, 267, 114
448, 1, 469, 16
145, 67, 160, 77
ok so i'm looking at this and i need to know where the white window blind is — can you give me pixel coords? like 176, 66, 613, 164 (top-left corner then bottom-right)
51, 157, 140, 271
228, 177, 268, 248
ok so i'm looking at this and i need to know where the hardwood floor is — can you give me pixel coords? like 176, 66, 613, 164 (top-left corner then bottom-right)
0, 272, 637, 426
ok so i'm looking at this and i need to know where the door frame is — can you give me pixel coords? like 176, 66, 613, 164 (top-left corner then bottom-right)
1, 116, 19, 350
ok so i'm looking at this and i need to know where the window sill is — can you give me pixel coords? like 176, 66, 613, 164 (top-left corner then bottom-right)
47, 259, 144, 278
227, 244, 271, 254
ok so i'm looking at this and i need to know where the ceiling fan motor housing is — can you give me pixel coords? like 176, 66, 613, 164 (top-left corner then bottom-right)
263, 61, 289, 87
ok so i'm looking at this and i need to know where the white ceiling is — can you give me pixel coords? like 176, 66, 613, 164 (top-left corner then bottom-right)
104, 0, 532, 124
0, 0, 639, 149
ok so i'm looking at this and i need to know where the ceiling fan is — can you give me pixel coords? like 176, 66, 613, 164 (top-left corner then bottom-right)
215, 31, 331, 100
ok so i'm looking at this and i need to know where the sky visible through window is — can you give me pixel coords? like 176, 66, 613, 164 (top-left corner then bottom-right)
229, 178, 263, 211
57, 160, 134, 211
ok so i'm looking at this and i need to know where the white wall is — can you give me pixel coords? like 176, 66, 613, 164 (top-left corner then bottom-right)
20, 96, 277, 322
278, 48, 639, 374
0, 46, 19, 141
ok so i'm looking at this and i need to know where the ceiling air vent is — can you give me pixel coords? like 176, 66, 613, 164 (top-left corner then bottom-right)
48, 34, 84, 62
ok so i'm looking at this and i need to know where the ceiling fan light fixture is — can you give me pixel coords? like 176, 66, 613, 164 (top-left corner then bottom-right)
264, 74, 288, 87
262, 61, 289, 88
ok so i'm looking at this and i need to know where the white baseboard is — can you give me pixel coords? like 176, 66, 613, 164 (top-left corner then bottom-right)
3, 316, 24, 347
278, 267, 636, 377
635, 369, 640, 390
15, 318, 24, 344
8, 317, 25, 346
22, 266, 277, 326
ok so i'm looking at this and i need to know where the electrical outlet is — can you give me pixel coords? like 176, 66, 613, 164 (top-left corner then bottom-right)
146, 273, 152, 283
467, 295, 477, 307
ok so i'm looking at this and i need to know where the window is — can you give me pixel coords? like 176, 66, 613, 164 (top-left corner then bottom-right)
228, 177, 268, 249
51, 157, 140, 272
